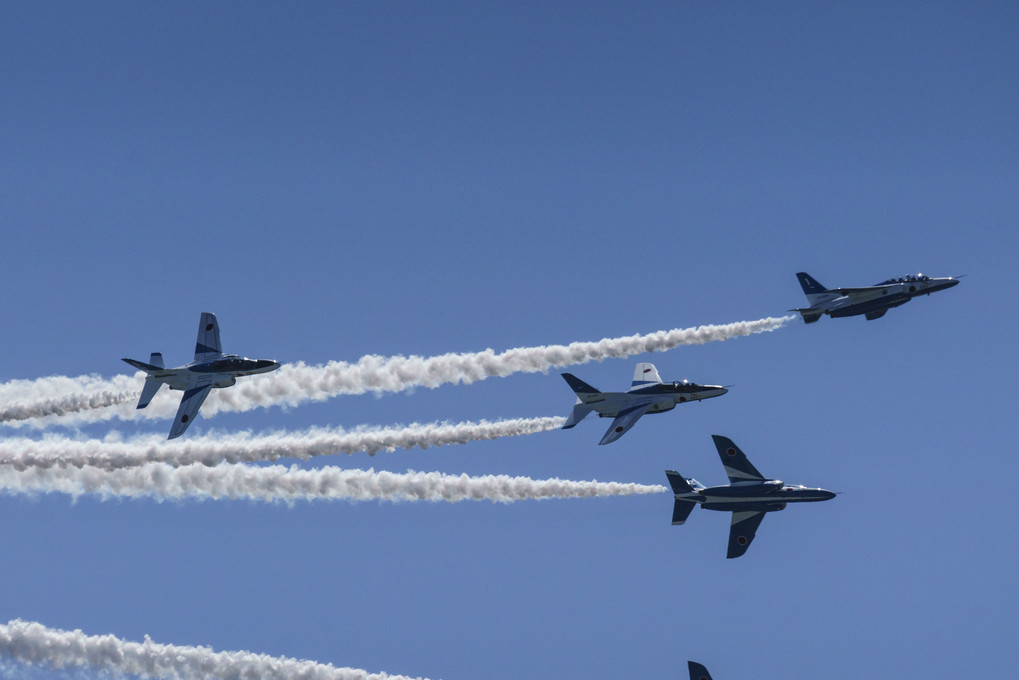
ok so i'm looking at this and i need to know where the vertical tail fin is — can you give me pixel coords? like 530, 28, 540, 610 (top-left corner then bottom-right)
665, 470, 695, 495
795, 271, 838, 307
149, 352, 164, 369
796, 272, 828, 296
666, 470, 699, 525
688, 661, 714, 680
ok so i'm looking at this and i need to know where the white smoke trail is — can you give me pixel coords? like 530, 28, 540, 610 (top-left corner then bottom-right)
0, 315, 793, 427
0, 373, 137, 423
0, 462, 667, 504
0, 618, 426, 680
0, 417, 566, 470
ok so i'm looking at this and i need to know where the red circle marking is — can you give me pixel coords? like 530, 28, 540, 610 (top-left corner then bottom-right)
737, 536, 747, 545
615, 426, 624, 432
726, 447, 736, 456
181, 415, 189, 422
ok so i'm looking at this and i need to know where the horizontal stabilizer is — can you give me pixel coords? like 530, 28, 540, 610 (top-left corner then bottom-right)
562, 400, 594, 429
790, 308, 823, 324
136, 378, 162, 410
672, 499, 696, 525
122, 357, 163, 373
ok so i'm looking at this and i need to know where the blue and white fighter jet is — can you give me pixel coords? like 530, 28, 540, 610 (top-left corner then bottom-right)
792, 271, 960, 322
122, 312, 280, 439
667, 436, 835, 558
561, 363, 727, 445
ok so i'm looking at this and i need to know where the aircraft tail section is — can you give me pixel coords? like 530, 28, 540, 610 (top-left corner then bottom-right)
791, 307, 824, 324
136, 377, 162, 409
665, 470, 696, 495
688, 661, 713, 680
796, 271, 827, 295
562, 400, 594, 429
122, 357, 163, 373
796, 271, 838, 307
561, 373, 603, 403
671, 499, 697, 525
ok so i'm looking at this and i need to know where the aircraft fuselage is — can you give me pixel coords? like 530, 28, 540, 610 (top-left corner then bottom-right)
679, 481, 836, 512
829, 276, 955, 318
128, 355, 280, 391
587, 382, 728, 418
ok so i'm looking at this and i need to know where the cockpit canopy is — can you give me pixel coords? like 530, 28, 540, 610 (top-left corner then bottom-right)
879, 273, 930, 285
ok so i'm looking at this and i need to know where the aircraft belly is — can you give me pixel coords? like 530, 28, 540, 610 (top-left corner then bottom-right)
590, 394, 640, 417
702, 500, 785, 512
830, 295, 910, 318
647, 400, 675, 414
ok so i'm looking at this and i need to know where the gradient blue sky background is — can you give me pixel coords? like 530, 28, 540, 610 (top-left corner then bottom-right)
1, 2, 1016, 678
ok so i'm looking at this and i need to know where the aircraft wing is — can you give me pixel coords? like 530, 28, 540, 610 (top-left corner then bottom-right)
194, 312, 223, 362
598, 402, 653, 445
168, 382, 215, 439
727, 510, 767, 559
711, 435, 766, 483
628, 362, 662, 391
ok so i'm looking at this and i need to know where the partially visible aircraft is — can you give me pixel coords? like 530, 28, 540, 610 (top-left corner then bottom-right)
666, 435, 835, 558
688, 661, 714, 680
561, 363, 727, 445
791, 271, 960, 322
122, 312, 280, 439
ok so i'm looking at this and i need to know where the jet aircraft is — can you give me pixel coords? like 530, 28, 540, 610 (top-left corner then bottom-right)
561, 363, 727, 445
122, 312, 280, 439
666, 435, 835, 558
688, 661, 714, 680
792, 271, 960, 322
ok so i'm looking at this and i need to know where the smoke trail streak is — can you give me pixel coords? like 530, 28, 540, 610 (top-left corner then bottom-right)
0, 315, 793, 427
0, 373, 137, 423
0, 618, 426, 680
0, 462, 668, 504
0, 417, 566, 470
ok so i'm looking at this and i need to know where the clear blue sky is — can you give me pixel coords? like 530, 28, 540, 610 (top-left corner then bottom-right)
1, 2, 1016, 678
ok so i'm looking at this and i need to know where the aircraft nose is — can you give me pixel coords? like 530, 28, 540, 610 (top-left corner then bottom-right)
820, 490, 837, 501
